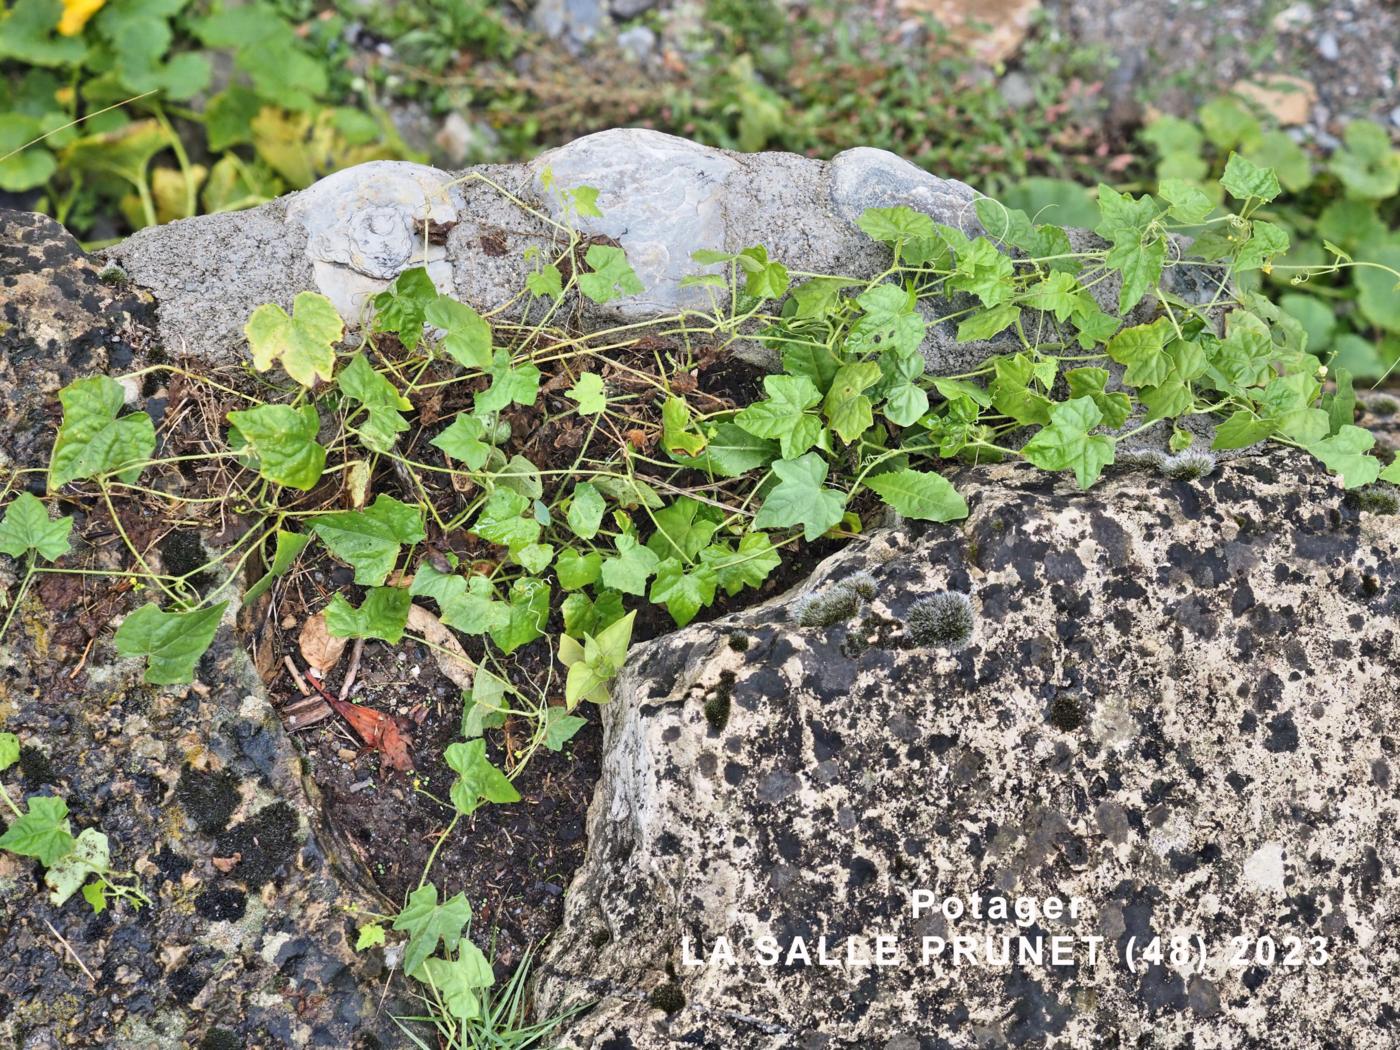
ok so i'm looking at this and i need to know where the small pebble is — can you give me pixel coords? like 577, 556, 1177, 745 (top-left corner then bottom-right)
1272, 2, 1312, 30
1390, 106, 1400, 128
617, 24, 656, 61
349, 778, 376, 793
998, 71, 1036, 110
1316, 32, 1340, 61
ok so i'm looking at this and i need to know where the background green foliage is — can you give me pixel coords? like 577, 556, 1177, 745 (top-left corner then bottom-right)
1140, 96, 1400, 380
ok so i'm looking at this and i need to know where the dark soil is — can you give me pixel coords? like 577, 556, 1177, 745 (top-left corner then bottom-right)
242, 342, 834, 966
272, 643, 602, 966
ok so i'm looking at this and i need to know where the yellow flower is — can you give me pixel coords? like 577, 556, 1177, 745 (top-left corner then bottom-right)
57, 0, 106, 37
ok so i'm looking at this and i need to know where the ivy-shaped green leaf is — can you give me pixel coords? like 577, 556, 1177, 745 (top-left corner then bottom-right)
444, 740, 521, 816
337, 354, 411, 454
243, 530, 311, 605
475, 350, 541, 415
735, 374, 822, 459
409, 563, 510, 636
489, 577, 549, 653
472, 488, 540, 553
0, 493, 72, 562
226, 404, 327, 490
865, 469, 968, 522
311, 494, 425, 586
1307, 425, 1381, 489
600, 534, 661, 596
566, 373, 607, 415
698, 532, 781, 596
393, 883, 474, 977
823, 362, 882, 444
848, 283, 926, 356
1107, 322, 1170, 388
566, 482, 606, 540
0, 794, 74, 867
371, 267, 438, 350
49, 376, 156, 490
425, 296, 493, 370
649, 558, 718, 627
578, 244, 643, 304
114, 601, 228, 685
752, 453, 847, 541
431, 414, 492, 470
418, 943, 494, 1021
1220, 152, 1281, 204
646, 496, 721, 562
324, 587, 411, 644
1021, 397, 1115, 489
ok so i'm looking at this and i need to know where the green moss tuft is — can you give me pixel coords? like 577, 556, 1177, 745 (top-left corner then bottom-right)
702, 670, 735, 732
17, 745, 54, 786
199, 1029, 241, 1050
703, 691, 731, 732
847, 572, 878, 600
1158, 450, 1216, 481
794, 583, 862, 628
176, 766, 242, 836
648, 982, 686, 1014
906, 592, 975, 649
1352, 484, 1399, 515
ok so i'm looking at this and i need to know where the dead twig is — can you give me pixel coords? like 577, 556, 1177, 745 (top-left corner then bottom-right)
282, 655, 310, 697
340, 637, 365, 702
44, 919, 96, 983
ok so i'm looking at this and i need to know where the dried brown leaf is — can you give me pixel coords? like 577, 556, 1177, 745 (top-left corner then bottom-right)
298, 613, 346, 677
407, 603, 475, 690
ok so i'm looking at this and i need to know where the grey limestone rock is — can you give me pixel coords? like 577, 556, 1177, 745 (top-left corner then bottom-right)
102, 127, 1142, 378
534, 455, 1400, 1047
285, 159, 462, 320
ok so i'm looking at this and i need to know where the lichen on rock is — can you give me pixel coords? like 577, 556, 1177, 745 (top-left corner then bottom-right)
534, 456, 1400, 1047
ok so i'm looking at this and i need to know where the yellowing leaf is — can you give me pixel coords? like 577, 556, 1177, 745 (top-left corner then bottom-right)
245, 291, 343, 387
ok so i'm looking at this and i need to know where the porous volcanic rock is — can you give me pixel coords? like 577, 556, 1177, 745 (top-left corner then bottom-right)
0, 212, 393, 1048
534, 455, 1400, 1047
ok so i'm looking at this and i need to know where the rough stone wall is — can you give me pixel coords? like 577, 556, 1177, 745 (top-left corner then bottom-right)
101, 129, 1187, 379
535, 455, 1400, 1048
0, 212, 393, 1049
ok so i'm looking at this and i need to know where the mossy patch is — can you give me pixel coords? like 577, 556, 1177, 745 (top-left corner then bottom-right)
176, 766, 242, 836
159, 530, 214, 594
1350, 484, 1399, 515
842, 610, 903, 657
649, 981, 686, 1014
1049, 695, 1085, 731
214, 801, 299, 888
906, 593, 975, 649
703, 670, 736, 732
17, 745, 54, 786
199, 1029, 241, 1050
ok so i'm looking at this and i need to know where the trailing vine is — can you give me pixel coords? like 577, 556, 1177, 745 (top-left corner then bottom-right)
2, 155, 1398, 1027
